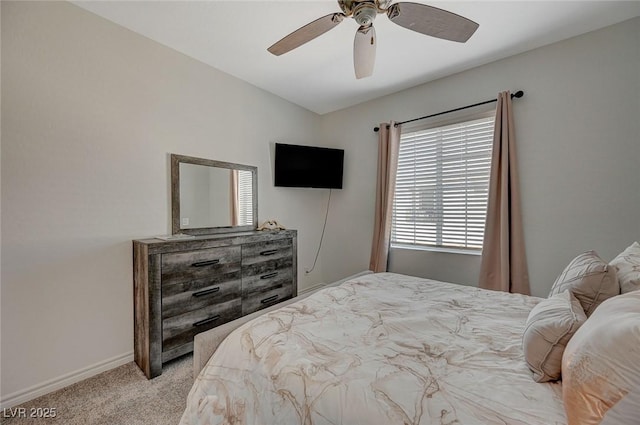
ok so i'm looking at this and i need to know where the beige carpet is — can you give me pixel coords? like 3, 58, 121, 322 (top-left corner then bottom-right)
1, 354, 193, 425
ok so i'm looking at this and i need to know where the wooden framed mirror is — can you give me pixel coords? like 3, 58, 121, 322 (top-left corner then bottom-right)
171, 154, 258, 235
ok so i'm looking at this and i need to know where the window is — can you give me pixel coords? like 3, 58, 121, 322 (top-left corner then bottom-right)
237, 170, 254, 225
391, 113, 495, 252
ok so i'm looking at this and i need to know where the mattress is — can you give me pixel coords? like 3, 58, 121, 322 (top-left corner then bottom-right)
180, 272, 566, 425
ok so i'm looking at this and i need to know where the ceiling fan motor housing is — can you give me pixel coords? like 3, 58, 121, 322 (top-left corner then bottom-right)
339, 0, 391, 15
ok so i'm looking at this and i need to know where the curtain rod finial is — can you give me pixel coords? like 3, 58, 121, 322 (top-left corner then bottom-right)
512, 90, 524, 98
374, 124, 392, 132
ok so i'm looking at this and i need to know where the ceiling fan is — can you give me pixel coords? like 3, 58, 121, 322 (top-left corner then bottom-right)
267, 0, 479, 79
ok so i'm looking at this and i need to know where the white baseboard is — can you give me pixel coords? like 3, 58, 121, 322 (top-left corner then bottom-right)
0, 351, 134, 409
299, 282, 329, 295
299, 270, 374, 295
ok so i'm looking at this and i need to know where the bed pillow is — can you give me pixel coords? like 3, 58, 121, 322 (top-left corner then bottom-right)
548, 251, 619, 316
522, 290, 587, 382
609, 241, 640, 294
601, 386, 640, 425
562, 290, 640, 425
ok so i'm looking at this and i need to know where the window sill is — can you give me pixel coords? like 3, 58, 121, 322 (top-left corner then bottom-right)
390, 244, 482, 256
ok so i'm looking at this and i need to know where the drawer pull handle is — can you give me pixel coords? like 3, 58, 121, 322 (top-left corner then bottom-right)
193, 315, 220, 327
260, 250, 278, 256
261, 295, 279, 304
260, 272, 279, 280
191, 259, 220, 268
192, 287, 220, 297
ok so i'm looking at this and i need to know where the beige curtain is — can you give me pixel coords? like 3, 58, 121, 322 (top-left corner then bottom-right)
369, 121, 401, 272
230, 169, 239, 226
479, 91, 530, 295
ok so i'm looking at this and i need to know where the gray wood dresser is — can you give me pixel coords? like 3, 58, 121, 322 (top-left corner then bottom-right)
133, 229, 297, 378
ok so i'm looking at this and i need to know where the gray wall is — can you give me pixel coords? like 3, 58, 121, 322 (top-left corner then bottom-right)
320, 17, 640, 297
1, 1, 330, 403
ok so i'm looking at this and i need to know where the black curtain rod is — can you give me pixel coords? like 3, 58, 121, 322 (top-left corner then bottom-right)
373, 90, 524, 132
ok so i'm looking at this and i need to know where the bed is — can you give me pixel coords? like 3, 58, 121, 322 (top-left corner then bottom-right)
180, 272, 567, 425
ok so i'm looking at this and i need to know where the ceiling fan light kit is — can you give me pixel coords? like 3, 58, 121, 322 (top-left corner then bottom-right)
267, 0, 479, 79
352, 2, 378, 26
354, 25, 376, 78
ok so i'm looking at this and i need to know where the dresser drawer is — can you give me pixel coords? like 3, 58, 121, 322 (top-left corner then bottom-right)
162, 277, 242, 319
162, 298, 242, 351
242, 285, 294, 316
242, 266, 293, 296
161, 246, 241, 285
242, 238, 292, 266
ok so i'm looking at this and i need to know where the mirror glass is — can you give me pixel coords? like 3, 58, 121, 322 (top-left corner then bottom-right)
171, 154, 257, 235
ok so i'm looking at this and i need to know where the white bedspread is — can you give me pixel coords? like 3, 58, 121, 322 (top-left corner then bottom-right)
181, 272, 566, 425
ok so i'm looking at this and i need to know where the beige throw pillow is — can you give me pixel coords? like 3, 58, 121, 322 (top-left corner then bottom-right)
548, 251, 619, 316
609, 241, 640, 294
562, 290, 640, 425
522, 291, 587, 382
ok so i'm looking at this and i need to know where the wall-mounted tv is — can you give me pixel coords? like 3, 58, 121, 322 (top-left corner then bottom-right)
274, 143, 344, 189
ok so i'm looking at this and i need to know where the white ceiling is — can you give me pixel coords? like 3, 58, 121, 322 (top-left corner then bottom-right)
73, 1, 640, 114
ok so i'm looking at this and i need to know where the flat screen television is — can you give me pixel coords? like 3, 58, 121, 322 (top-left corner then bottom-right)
274, 143, 344, 189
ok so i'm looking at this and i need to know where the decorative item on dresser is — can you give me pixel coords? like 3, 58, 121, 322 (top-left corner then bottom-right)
133, 230, 297, 378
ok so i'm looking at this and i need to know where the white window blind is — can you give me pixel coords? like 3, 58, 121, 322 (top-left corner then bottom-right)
391, 114, 495, 252
237, 170, 253, 225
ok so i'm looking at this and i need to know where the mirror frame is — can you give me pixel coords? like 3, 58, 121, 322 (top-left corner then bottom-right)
171, 154, 258, 235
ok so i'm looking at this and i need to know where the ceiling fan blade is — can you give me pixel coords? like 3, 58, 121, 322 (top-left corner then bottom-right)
268, 13, 345, 56
387, 2, 479, 43
354, 25, 376, 79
